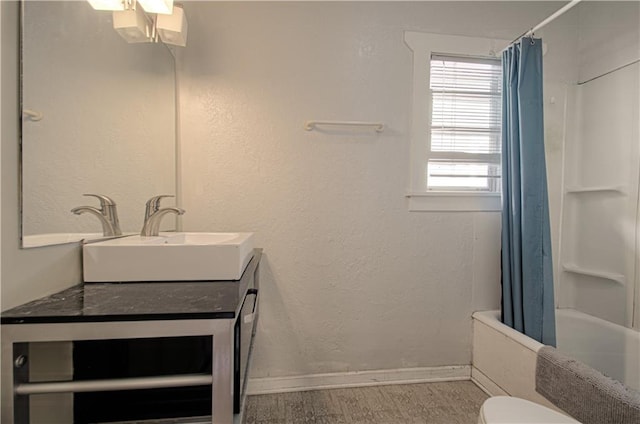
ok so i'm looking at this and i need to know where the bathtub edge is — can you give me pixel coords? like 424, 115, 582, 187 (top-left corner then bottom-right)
472, 310, 545, 353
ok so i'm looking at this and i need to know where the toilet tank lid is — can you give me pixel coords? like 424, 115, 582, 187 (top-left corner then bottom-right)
481, 396, 581, 423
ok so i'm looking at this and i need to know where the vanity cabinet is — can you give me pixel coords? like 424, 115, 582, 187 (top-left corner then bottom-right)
1, 250, 261, 424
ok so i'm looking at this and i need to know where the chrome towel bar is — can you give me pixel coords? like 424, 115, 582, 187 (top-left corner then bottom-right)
15, 374, 213, 395
304, 120, 385, 132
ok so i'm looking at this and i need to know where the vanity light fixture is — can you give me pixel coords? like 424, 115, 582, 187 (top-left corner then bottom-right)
89, 0, 187, 46
156, 5, 187, 47
87, 0, 172, 14
137, 0, 173, 15
113, 6, 151, 43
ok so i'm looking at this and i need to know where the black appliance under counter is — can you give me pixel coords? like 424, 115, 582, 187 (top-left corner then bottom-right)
1, 249, 262, 424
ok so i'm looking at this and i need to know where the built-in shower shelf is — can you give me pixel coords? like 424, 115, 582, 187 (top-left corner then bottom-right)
565, 185, 626, 195
562, 264, 626, 285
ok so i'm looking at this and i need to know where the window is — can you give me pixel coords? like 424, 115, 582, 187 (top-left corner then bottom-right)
404, 32, 508, 211
428, 55, 502, 191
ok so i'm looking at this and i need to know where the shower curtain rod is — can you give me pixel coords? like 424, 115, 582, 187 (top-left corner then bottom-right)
505, 0, 583, 49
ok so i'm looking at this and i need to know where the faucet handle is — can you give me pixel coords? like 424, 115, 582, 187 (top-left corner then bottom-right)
145, 195, 175, 220
83, 194, 117, 207
146, 195, 174, 208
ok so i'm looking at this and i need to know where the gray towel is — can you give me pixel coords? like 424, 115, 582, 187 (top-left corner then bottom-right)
536, 345, 640, 424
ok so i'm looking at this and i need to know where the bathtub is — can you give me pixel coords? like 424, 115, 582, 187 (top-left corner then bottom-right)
472, 308, 640, 407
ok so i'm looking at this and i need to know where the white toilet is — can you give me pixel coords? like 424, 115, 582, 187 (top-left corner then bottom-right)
478, 396, 581, 424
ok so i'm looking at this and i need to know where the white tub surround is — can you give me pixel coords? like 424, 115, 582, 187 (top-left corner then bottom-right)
555, 1, 640, 330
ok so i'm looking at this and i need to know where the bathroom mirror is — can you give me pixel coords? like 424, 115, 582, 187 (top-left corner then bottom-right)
20, 1, 176, 248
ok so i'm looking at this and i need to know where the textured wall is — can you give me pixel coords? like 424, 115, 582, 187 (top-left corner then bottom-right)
178, 1, 561, 378
21, 1, 176, 237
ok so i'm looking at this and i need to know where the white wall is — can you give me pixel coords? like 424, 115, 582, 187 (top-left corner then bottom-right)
178, 1, 560, 379
1, 1, 82, 311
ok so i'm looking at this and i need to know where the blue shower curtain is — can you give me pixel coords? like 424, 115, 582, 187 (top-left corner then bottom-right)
501, 38, 556, 346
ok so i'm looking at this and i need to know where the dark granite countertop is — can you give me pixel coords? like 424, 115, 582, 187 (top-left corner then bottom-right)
1, 250, 261, 324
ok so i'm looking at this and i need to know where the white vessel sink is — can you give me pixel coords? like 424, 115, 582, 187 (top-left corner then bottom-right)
83, 232, 255, 282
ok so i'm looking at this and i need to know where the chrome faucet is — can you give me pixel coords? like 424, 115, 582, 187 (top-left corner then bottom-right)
141, 195, 185, 237
71, 194, 122, 237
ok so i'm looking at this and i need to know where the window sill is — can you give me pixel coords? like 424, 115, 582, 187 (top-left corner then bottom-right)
406, 192, 501, 212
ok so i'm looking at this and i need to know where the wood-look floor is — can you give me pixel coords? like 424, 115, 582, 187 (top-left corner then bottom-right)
244, 381, 488, 424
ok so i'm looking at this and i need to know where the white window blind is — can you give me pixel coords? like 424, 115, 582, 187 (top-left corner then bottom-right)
428, 54, 502, 191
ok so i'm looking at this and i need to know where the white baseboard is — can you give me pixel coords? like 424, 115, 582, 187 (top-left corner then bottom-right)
247, 365, 471, 395
471, 366, 509, 397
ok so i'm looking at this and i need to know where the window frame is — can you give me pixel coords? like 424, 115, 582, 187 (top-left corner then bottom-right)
404, 31, 509, 212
